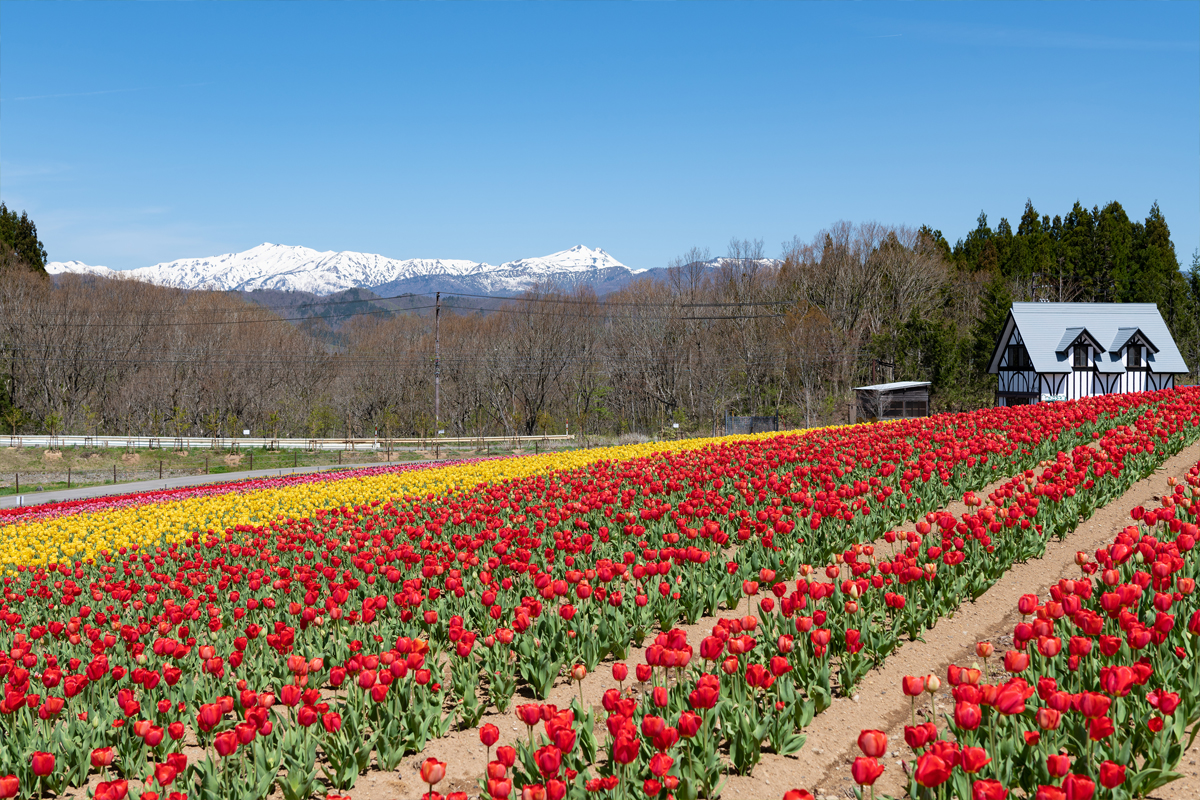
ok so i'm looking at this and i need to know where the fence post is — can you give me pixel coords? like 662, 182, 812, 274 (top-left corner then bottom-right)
14, 474, 17, 494
159, 460, 163, 480
205, 457, 209, 475
67, 468, 71, 489
113, 464, 117, 484
249, 451, 253, 471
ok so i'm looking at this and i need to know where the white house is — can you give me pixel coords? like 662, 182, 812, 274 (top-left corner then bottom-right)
987, 303, 1189, 406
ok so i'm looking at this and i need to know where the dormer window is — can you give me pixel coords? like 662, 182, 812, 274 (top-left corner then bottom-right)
1006, 344, 1031, 370
1128, 346, 1141, 368
1073, 346, 1088, 369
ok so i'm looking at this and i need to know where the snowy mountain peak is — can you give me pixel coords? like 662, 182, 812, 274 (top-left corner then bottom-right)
47, 243, 643, 297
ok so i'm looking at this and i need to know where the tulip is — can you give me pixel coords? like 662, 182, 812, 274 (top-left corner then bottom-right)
154, 764, 177, 787
914, 753, 950, 787
1098, 761, 1125, 788
612, 663, 628, 684
960, 747, 991, 774
857, 730, 887, 758
1063, 774, 1095, 800
534, 745, 561, 778
1036, 707, 1061, 730
31, 753, 54, 777
1004, 651, 1029, 673
972, 778, 1008, 800
851, 757, 884, 786
0, 777, 16, 800
91, 748, 116, 769
213, 732, 238, 757
649, 752, 674, 777
951, 698, 979, 730
1088, 716, 1115, 741
420, 758, 447, 790
1047, 754, 1071, 778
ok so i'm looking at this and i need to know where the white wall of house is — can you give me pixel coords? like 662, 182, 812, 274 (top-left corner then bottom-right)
996, 329, 1174, 407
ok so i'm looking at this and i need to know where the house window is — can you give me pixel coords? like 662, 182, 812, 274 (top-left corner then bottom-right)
1006, 344, 1031, 370
1073, 346, 1088, 369
1128, 345, 1141, 368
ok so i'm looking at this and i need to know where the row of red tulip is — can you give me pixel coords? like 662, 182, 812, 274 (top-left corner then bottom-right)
837, 459, 1200, 800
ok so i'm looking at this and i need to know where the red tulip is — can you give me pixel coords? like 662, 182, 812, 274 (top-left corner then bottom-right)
91, 747, 116, 768
30, 753, 54, 777
955, 702, 982, 730
1062, 774, 1095, 800
857, 730, 887, 758
1046, 754, 1071, 778
213, 732, 238, 757
782, 791, 815, 800
960, 747, 991, 774
851, 757, 884, 786
1088, 716, 1115, 741
914, 753, 950, 787
480, 723, 500, 747
1003, 651, 1029, 673
902, 675, 925, 696
649, 753, 674, 777
612, 663, 628, 682
972, 778, 1008, 800
534, 745, 561, 778
0, 777, 16, 800
420, 757, 447, 785
1098, 761, 1126, 788
154, 763, 177, 787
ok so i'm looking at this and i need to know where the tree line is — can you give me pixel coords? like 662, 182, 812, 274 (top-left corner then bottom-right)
0, 201, 1196, 440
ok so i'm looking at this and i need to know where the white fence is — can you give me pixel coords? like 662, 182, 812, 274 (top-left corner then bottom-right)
6, 434, 574, 452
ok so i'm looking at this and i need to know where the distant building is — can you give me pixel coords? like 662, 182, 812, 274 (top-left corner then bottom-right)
852, 381, 930, 423
987, 303, 1189, 406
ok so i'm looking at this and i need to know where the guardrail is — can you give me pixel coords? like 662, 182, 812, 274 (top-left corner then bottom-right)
6, 434, 575, 452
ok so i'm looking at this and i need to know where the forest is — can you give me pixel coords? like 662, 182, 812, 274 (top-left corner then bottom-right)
1, 199, 1197, 440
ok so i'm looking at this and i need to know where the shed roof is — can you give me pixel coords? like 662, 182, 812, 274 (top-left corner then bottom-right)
991, 303, 1189, 375
852, 381, 931, 392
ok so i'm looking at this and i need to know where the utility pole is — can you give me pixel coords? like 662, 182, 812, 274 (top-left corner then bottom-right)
434, 291, 441, 437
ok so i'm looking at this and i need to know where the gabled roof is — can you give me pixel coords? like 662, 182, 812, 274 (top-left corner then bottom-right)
988, 303, 1189, 375
1110, 327, 1159, 354
1055, 327, 1103, 354
853, 381, 931, 392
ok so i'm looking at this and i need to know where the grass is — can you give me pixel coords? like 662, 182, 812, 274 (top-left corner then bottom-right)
0, 439, 583, 497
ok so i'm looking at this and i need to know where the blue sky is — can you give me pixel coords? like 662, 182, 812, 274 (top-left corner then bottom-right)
3, 2, 1197, 271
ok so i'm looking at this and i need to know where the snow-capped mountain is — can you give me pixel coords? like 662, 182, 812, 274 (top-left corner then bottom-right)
47, 244, 643, 297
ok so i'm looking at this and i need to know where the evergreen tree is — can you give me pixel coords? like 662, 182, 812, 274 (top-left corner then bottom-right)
0, 203, 48, 274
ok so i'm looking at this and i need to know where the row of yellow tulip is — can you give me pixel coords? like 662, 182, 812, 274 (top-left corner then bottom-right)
0, 429, 821, 569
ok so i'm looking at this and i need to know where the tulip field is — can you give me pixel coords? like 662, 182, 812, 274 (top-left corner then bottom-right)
0, 388, 1198, 800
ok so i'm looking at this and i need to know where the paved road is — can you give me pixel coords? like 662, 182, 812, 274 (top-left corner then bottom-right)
0, 459, 423, 510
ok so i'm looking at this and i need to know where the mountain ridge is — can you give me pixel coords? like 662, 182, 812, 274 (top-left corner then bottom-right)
47, 243, 646, 297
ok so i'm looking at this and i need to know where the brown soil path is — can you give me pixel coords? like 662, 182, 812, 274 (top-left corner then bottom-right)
770, 440, 1200, 800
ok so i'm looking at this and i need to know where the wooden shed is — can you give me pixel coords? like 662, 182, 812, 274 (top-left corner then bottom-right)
852, 381, 931, 423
